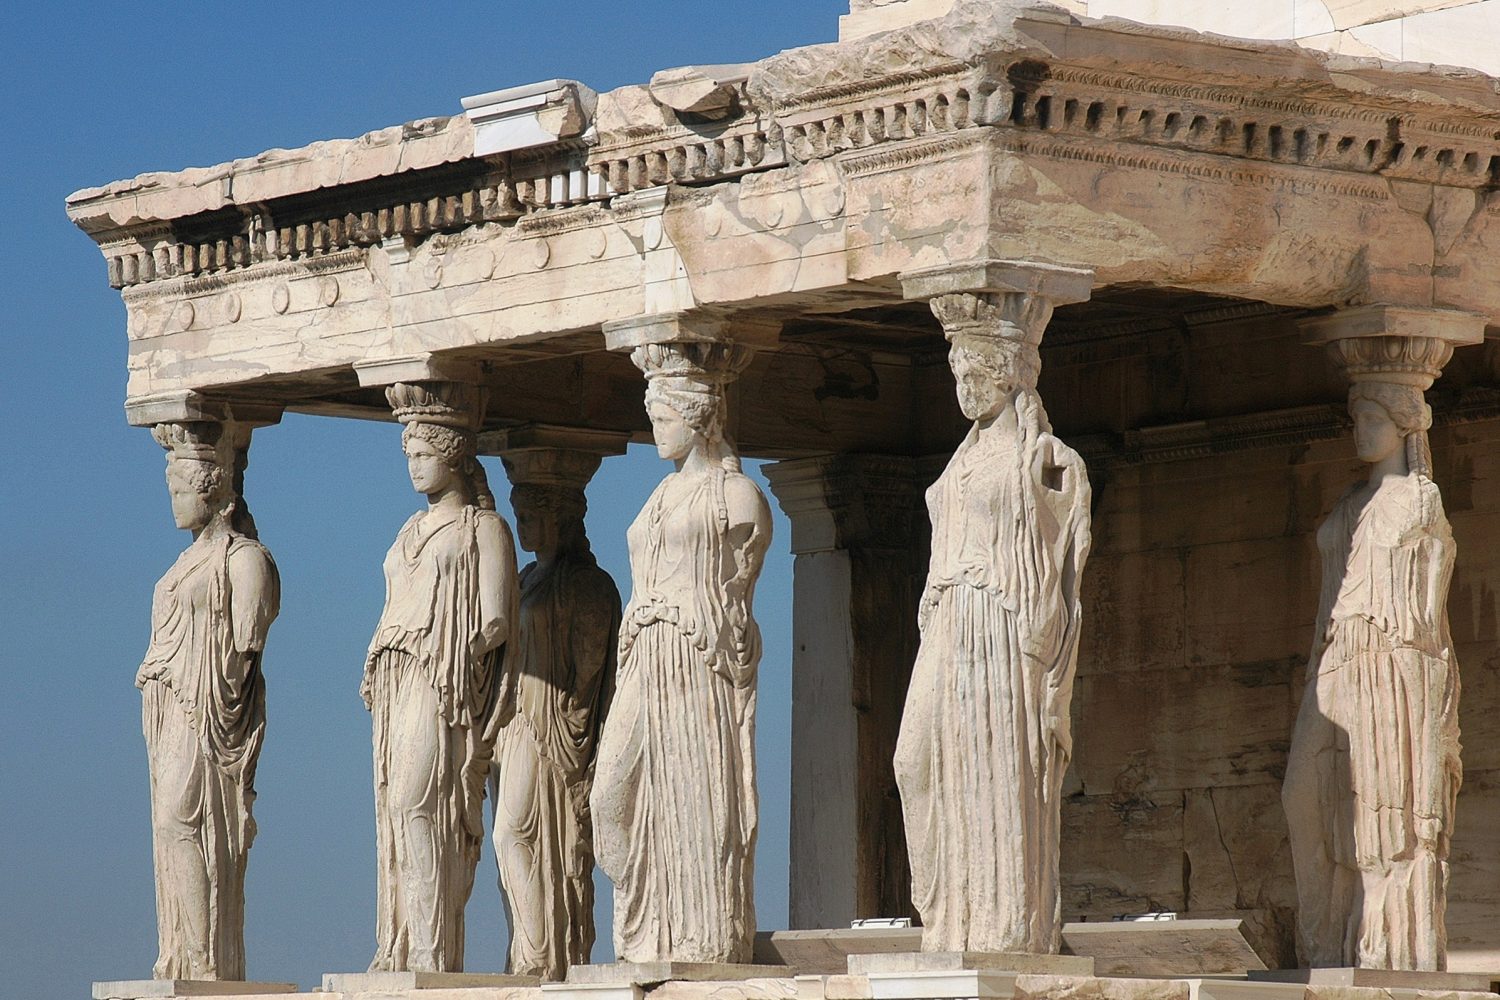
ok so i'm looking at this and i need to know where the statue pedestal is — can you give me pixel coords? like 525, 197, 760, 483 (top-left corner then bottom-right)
1248, 968, 1500, 993
93, 983, 295, 999
321, 971, 538, 992
565, 962, 789, 986
845, 952, 1094, 999
1014, 973, 1500, 1000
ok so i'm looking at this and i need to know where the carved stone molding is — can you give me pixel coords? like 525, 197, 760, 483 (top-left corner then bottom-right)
602, 309, 782, 353
125, 390, 284, 430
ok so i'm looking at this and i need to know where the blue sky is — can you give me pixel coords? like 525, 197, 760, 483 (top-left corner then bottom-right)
0, 3, 850, 996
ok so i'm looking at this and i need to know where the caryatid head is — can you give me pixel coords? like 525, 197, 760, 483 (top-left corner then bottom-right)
1329, 334, 1452, 479
152, 422, 235, 534
931, 291, 1050, 423
631, 342, 752, 467
386, 381, 496, 510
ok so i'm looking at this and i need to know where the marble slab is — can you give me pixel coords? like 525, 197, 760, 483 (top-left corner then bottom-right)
93, 983, 296, 1000
540, 983, 646, 1000
1061, 919, 1267, 976
850, 953, 1094, 976
754, 928, 922, 974
1248, 967, 1500, 992
321, 971, 539, 991
566, 963, 789, 986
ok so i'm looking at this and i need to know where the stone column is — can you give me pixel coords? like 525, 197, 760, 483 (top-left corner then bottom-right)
1284, 305, 1483, 972
763, 455, 926, 930
895, 259, 1094, 957
589, 310, 778, 966
125, 391, 282, 986
477, 425, 626, 981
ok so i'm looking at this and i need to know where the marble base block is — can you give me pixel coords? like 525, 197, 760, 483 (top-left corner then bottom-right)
850, 953, 1095, 976
1062, 919, 1269, 977
566, 963, 789, 986
755, 928, 923, 975
1248, 968, 1500, 993
541, 982, 646, 1000
93, 983, 296, 999
847, 954, 1095, 1000
321, 971, 539, 991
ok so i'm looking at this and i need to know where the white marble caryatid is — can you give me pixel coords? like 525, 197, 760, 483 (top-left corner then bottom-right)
490, 448, 621, 980
139, 420, 280, 981
590, 340, 773, 964
895, 263, 1094, 956
1283, 316, 1479, 971
364, 381, 520, 973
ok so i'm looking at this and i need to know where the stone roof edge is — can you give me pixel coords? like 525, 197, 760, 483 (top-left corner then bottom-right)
64, 0, 1500, 240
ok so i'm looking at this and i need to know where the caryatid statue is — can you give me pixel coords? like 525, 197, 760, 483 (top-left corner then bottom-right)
1283, 309, 1480, 971
364, 380, 520, 973
491, 447, 621, 980
590, 338, 773, 964
139, 419, 279, 981
895, 262, 1093, 955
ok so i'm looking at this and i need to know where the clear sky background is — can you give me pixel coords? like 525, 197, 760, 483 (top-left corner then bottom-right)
0, 3, 850, 996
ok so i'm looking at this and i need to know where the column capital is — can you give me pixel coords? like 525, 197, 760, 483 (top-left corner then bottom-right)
353, 352, 483, 388
477, 423, 630, 459
125, 390, 283, 429
764, 454, 923, 554
601, 308, 782, 352
898, 259, 1094, 306
480, 424, 629, 495
1300, 305, 1484, 390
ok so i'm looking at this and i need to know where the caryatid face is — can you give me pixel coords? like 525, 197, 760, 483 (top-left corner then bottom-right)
648, 399, 697, 462
950, 343, 1009, 423
1351, 398, 1405, 466
166, 461, 215, 532
514, 506, 559, 555
405, 435, 458, 496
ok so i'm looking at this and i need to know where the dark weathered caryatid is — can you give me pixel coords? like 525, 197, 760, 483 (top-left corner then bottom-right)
1284, 306, 1483, 971
590, 312, 776, 964
360, 374, 520, 974
895, 261, 1094, 955
484, 429, 626, 980
137, 403, 280, 982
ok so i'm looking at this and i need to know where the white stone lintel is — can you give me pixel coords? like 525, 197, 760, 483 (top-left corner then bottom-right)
1299, 304, 1487, 347
93, 982, 296, 999
353, 353, 482, 388
899, 260, 1095, 307
124, 390, 284, 429
602, 310, 782, 352
462, 78, 598, 157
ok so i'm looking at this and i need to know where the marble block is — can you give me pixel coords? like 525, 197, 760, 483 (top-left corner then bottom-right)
541, 983, 646, 1000
850, 953, 1095, 976
1061, 919, 1268, 976
321, 970, 539, 991
1012, 974, 1191, 1000
754, 928, 922, 975
1248, 968, 1500, 992
92, 983, 295, 999
566, 963, 788, 986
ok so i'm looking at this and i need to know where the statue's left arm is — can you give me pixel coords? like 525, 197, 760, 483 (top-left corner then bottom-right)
227, 543, 280, 655
722, 474, 773, 676
474, 512, 519, 657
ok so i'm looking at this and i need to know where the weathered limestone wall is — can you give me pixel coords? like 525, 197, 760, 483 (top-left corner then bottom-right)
1047, 318, 1500, 971
843, 0, 1500, 77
